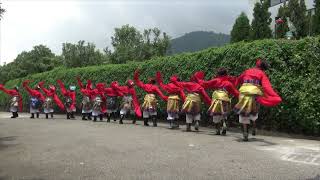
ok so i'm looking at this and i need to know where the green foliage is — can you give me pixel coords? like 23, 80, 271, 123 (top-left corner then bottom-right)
250, 0, 272, 40
275, 5, 289, 38
288, 0, 309, 38
62, 40, 107, 67
169, 31, 230, 54
1, 36, 320, 135
313, 0, 320, 35
109, 24, 171, 64
0, 45, 61, 84
231, 12, 251, 43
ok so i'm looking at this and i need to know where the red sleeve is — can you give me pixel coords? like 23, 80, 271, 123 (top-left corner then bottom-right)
53, 94, 65, 111
18, 93, 23, 112
256, 73, 282, 107
156, 72, 168, 92
57, 80, 67, 96
225, 83, 240, 98
38, 82, 50, 95
129, 88, 142, 118
0, 86, 16, 96
70, 91, 76, 110
235, 73, 244, 87
77, 77, 84, 89
199, 88, 212, 105
153, 86, 168, 101
179, 90, 186, 102
199, 79, 220, 89
134, 70, 146, 90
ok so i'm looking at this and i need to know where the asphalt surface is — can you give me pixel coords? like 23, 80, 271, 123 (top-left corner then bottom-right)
0, 112, 319, 180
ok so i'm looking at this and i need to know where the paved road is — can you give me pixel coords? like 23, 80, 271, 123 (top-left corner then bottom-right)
0, 112, 319, 180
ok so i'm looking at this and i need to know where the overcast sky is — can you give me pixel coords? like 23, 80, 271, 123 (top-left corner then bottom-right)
0, 0, 256, 64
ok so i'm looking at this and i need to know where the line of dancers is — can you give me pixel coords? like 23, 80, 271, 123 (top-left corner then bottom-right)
0, 59, 282, 141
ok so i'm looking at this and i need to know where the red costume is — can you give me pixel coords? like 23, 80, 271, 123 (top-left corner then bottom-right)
77, 77, 94, 120
113, 80, 142, 118
0, 84, 23, 112
91, 83, 107, 115
23, 80, 45, 102
38, 81, 65, 111
57, 80, 76, 111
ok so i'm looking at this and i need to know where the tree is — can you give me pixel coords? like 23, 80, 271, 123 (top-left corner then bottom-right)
109, 24, 171, 64
275, 5, 289, 38
250, 0, 272, 40
230, 12, 251, 43
313, 0, 320, 35
0, 3, 5, 20
62, 40, 105, 67
0, 45, 61, 83
288, 0, 308, 38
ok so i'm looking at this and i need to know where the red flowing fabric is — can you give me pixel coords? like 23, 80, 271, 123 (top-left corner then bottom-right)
91, 83, 107, 113
38, 81, 65, 111
134, 70, 168, 101
57, 80, 76, 110
172, 72, 212, 105
22, 80, 45, 102
113, 82, 142, 118
236, 68, 282, 107
77, 78, 94, 100
156, 72, 186, 102
198, 75, 240, 98
0, 84, 23, 111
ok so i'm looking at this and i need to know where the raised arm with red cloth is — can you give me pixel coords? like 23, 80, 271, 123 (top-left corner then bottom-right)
57, 79, 76, 119
77, 77, 94, 120
91, 82, 107, 121
156, 71, 185, 129
38, 81, 64, 119
112, 80, 142, 124
0, 84, 23, 118
23, 80, 45, 118
234, 59, 282, 141
103, 81, 124, 122
134, 70, 168, 127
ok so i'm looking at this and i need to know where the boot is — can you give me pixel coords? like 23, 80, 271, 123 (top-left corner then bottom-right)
93, 116, 97, 122
107, 114, 111, 122
113, 113, 117, 122
67, 113, 70, 119
30, 113, 35, 119
119, 115, 124, 124
87, 113, 92, 120
215, 123, 221, 135
45, 113, 49, 119
70, 112, 75, 119
221, 119, 227, 136
186, 123, 191, 132
243, 125, 249, 142
82, 113, 87, 120
195, 120, 199, 131
36, 113, 40, 118
50, 113, 54, 118
99, 114, 103, 121
15, 112, 19, 117
169, 120, 173, 129
11, 112, 16, 118
152, 117, 157, 127
144, 119, 149, 126
173, 119, 179, 128
252, 121, 256, 136
132, 116, 136, 124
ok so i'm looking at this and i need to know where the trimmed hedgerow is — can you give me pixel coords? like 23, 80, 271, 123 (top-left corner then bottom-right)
1, 36, 320, 135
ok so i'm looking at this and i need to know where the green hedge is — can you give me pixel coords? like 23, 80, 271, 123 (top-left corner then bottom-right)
1, 37, 320, 135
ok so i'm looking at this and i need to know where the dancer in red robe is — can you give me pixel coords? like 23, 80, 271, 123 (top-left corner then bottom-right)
234, 59, 282, 141
0, 84, 23, 118
38, 81, 65, 119
197, 68, 239, 135
134, 70, 168, 127
91, 83, 107, 121
156, 72, 186, 129
175, 72, 212, 131
112, 79, 142, 124
57, 80, 76, 119
77, 77, 94, 120
23, 80, 45, 118
104, 81, 123, 122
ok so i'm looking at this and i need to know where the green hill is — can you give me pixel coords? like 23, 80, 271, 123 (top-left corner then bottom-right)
169, 31, 230, 54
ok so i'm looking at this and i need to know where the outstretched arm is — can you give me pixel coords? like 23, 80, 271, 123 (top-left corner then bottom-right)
57, 79, 67, 96
77, 77, 84, 89
38, 81, 50, 95
153, 86, 168, 101
134, 70, 146, 89
199, 79, 220, 89
0, 84, 17, 96
199, 88, 212, 106
256, 73, 282, 107
53, 94, 65, 111
129, 88, 142, 118
156, 71, 171, 93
